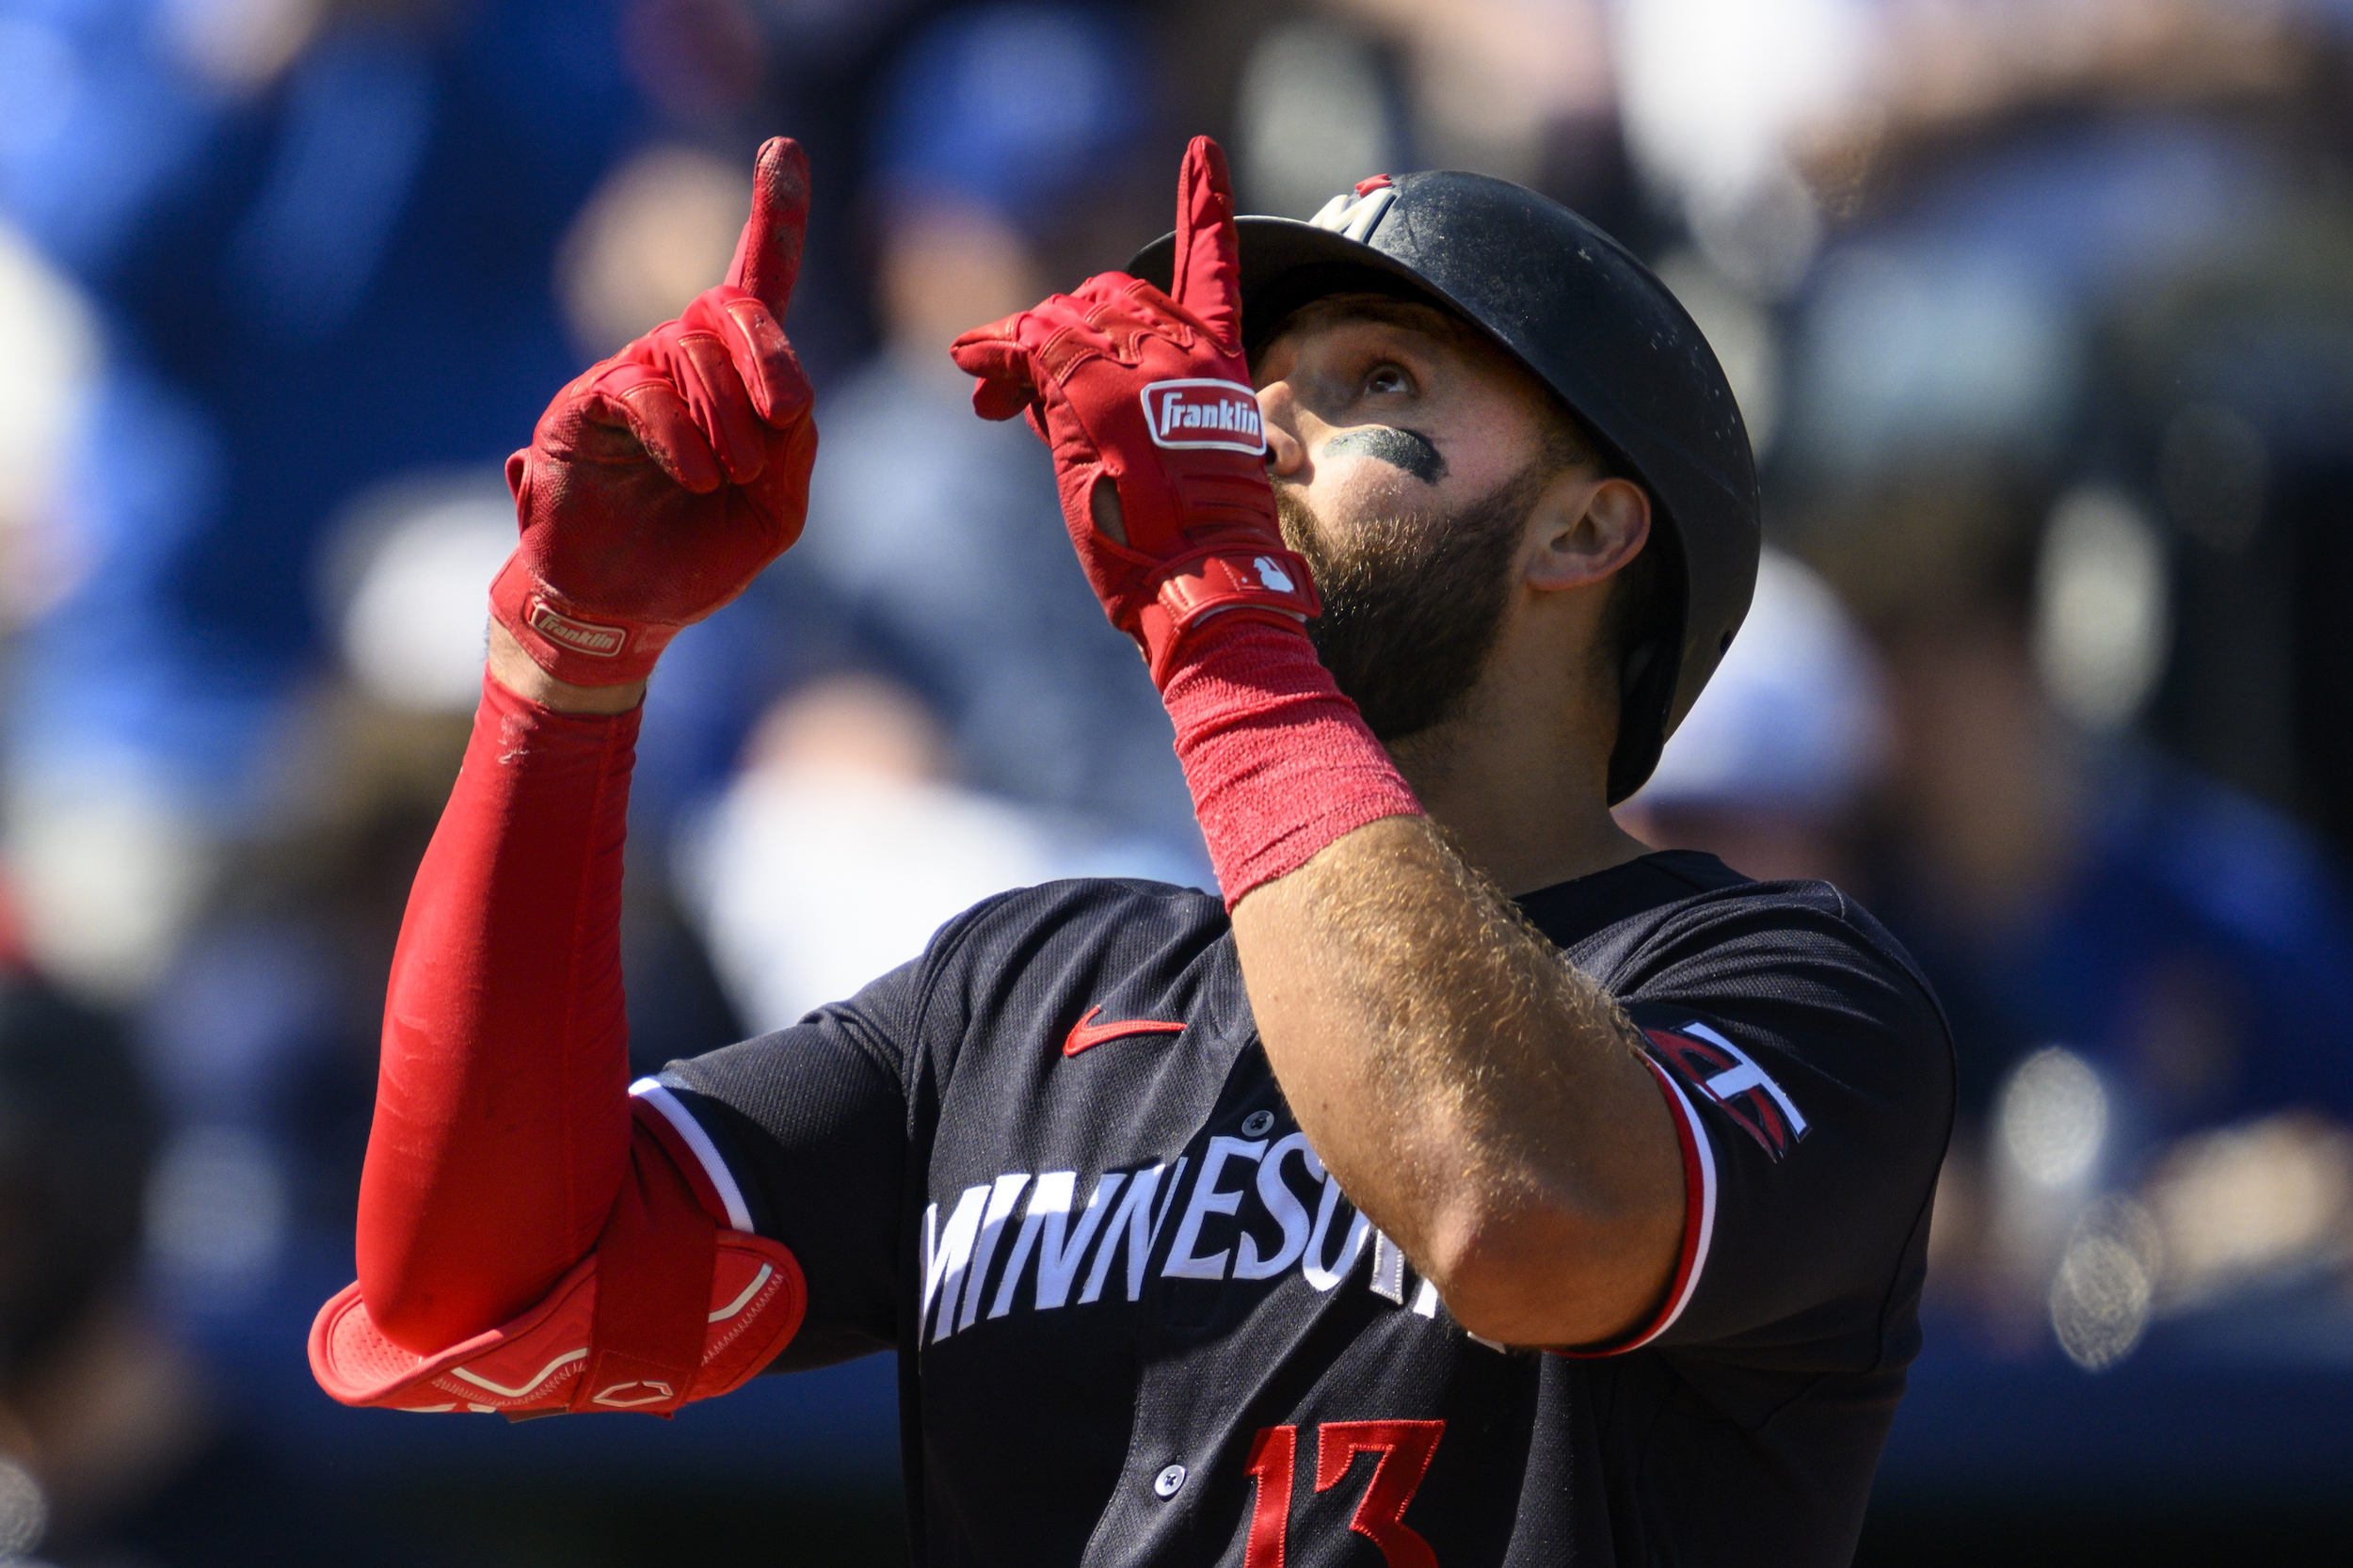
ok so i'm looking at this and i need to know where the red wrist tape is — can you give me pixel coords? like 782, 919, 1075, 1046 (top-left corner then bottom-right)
1161, 619, 1423, 905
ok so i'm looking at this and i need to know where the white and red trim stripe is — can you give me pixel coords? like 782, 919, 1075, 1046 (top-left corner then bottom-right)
631, 1078, 753, 1232
1554, 1054, 1718, 1357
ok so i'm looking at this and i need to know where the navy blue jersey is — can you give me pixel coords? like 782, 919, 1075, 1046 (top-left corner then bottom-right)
647, 850, 1953, 1566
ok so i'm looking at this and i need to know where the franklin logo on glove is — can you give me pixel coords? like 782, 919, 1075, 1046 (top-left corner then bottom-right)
1141, 379, 1265, 454
948, 138, 1322, 692
528, 600, 627, 659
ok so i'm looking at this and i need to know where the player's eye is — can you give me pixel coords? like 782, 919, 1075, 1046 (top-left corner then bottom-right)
1363, 363, 1413, 398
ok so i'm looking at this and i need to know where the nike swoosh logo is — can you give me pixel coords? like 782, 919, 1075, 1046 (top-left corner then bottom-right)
1063, 1006, 1186, 1057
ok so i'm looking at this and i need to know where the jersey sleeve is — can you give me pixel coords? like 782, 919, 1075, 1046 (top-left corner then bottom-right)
1584, 887, 1954, 1369
644, 945, 935, 1372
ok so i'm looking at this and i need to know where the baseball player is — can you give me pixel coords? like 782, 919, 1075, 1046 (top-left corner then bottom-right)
312, 136, 1953, 1566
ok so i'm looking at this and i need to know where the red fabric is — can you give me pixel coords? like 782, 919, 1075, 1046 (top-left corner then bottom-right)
328, 778, 810, 1417
1162, 619, 1423, 906
341, 137, 825, 1384
633, 1091, 735, 1225
0, 869, 27, 972
581, 1113, 718, 1413
312, 1148, 806, 1418
492, 136, 817, 685
949, 136, 1317, 684
1312, 1420, 1446, 1568
1243, 1423, 1297, 1568
354, 672, 640, 1354
1549, 1056, 1710, 1358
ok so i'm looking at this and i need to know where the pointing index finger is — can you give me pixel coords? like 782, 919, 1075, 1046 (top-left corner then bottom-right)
726, 136, 811, 315
1169, 136, 1242, 353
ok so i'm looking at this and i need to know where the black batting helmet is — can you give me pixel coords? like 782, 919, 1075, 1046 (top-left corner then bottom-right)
1131, 170, 1761, 803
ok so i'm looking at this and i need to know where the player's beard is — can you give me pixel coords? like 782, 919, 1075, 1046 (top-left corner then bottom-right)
1276, 460, 1548, 744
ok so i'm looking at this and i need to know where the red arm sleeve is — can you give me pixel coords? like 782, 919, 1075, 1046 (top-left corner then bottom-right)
355, 672, 639, 1354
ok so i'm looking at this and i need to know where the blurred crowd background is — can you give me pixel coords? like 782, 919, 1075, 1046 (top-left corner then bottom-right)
0, 0, 2349, 1562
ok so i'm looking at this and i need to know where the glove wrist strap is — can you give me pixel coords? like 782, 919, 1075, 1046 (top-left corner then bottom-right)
1140, 545, 1321, 687
489, 555, 678, 686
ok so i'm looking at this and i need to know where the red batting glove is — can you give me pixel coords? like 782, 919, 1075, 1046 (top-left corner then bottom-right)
955, 137, 1420, 904
949, 136, 1317, 687
492, 137, 820, 687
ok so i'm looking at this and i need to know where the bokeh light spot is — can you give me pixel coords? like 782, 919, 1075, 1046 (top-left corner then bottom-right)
2000, 1046, 2108, 1187
0, 1455, 47, 1555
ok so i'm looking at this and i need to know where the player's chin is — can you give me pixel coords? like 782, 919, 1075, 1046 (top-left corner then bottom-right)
1273, 484, 1328, 564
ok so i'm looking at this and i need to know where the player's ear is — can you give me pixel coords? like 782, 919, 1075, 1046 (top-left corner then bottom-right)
1524, 472, 1650, 595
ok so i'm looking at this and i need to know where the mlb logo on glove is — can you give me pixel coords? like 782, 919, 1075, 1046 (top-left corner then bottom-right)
1140, 379, 1265, 454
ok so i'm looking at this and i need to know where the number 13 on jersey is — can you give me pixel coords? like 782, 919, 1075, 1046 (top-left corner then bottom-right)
1244, 1419, 1446, 1568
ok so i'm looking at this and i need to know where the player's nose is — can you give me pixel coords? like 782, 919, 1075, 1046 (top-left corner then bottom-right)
1257, 381, 1308, 479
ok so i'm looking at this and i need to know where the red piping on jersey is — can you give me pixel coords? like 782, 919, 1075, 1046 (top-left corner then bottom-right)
631, 1093, 733, 1226
1064, 1007, 1188, 1056
1550, 1054, 1716, 1358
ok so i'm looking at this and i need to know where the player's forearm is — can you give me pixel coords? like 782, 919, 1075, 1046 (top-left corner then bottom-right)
1156, 608, 1678, 1344
354, 655, 639, 1353
1230, 816, 1683, 1346
322, 136, 819, 1407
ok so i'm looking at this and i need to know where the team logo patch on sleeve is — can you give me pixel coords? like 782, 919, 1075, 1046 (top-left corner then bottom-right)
1645, 1022, 1810, 1161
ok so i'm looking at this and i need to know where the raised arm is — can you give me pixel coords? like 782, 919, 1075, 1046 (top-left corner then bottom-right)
312, 139, 819, 1416
952, 137, 1681, 1350
1229, 821, 1682, 1347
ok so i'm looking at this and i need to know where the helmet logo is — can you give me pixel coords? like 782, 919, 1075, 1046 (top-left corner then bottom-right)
1308, 184, 1397, 243
1140, 379, 1266, 455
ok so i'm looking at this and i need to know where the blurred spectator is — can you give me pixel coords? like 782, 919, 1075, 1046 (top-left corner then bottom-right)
0, 941, 423, 1565
679, 673, 1193, 1033
1782, 103, 2353, 1130
318, 471, 518, 717
556, 140, 755, 362
0, 0, 645, 1001
1771, 34, 2353, 1368
1228, 13, 1407, 220
785, 2, 1211, 874
1861, 475, 2353, 1353
1323, 0, 1619, 196
132, 685, 474, 1311
1609, 0, 1858, 295
1617, 548, 1888, 888
0, 225, 99, 637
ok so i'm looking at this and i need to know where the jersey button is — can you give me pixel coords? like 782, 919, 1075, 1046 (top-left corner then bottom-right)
1241, 1110, 1275, 1138
1152, 1464, 1187, 1498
